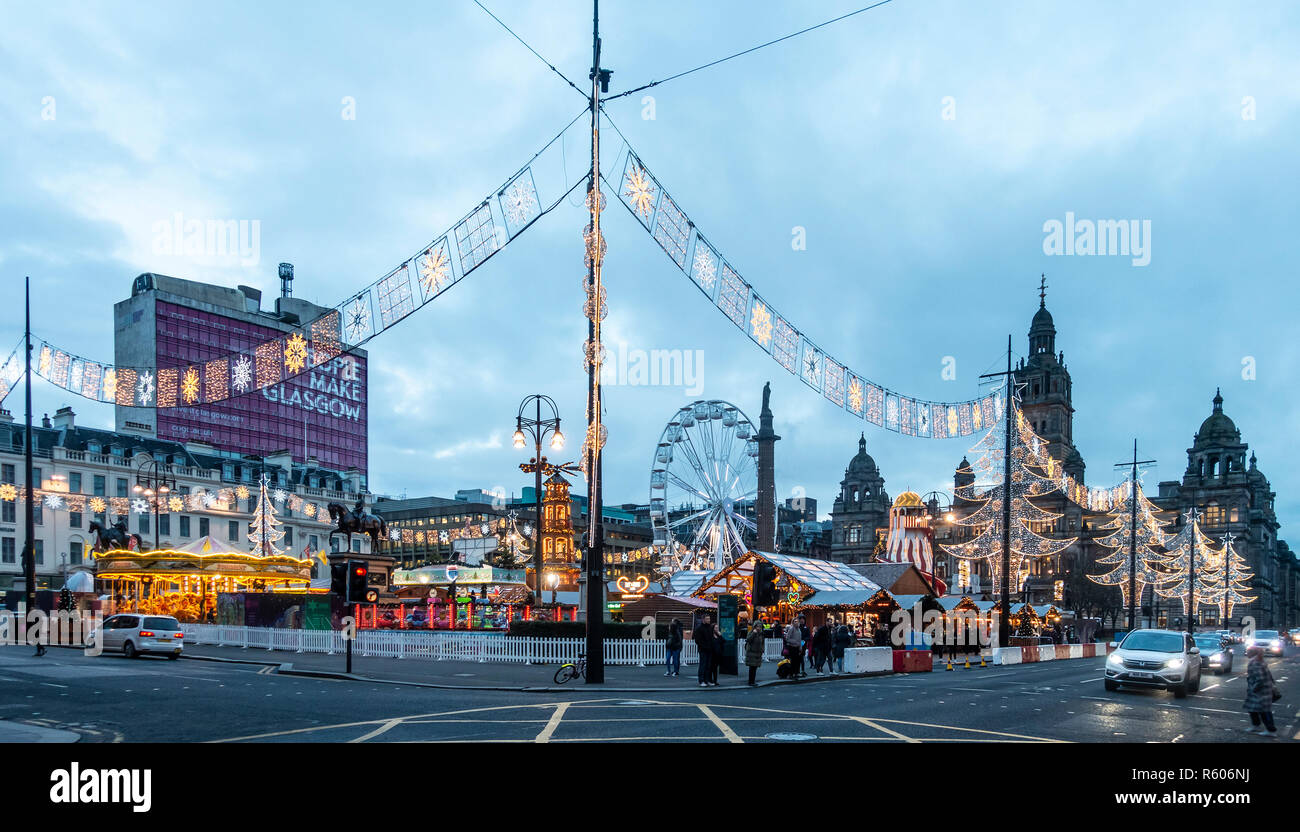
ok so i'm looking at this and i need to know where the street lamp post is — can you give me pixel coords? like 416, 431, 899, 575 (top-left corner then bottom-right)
133, 458, 176, 552
513, 395, 564, 602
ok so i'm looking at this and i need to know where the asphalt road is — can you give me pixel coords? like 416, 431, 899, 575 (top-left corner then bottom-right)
2, 643, 1296, 743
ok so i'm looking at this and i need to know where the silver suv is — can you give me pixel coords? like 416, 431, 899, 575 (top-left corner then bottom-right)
1104, 629, 1201, 698
88, 614, 184, 659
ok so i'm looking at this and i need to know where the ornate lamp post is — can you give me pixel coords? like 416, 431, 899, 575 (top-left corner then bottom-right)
513, 395, 564, 600
133, 457, 176, 552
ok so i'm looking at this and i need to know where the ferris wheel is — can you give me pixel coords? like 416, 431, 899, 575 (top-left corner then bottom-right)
650, 400, 760, 573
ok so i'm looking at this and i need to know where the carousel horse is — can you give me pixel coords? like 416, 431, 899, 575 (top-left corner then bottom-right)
326, 501, 389, 550
89, 519, 144, 553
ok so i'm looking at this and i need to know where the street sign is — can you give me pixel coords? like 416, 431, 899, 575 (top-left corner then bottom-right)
717, 593, 739, 675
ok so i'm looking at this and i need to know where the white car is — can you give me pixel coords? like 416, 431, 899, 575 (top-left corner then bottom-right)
1104, 629, 1201, 698
1246, 629, 1285, 656
88, 614, 184, 659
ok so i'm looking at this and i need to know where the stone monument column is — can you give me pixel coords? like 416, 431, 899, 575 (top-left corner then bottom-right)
755, 382, 781, 551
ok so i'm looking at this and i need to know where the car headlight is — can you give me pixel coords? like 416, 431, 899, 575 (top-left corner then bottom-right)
1106, 653, 1123, 667
1164, 657, 1184, 669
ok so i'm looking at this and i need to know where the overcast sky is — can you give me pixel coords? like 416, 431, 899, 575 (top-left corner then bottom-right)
2, 1, 1297, 535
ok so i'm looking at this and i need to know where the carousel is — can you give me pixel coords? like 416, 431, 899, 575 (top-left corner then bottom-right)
94, 536, 317, 622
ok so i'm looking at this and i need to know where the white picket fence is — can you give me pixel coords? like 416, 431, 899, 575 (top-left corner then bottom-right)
181, 624, 789, 667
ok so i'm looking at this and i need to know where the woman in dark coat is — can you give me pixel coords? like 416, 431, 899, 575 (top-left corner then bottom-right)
1242, 645, 1278, 736
744, 623, 766, 686
831, 621, 853, 674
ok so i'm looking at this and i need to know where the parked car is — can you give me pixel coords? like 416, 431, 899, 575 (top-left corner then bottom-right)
1246, 629, 1285, 656
1104, 629, 1202, 698
1193, 633, 1233, 674
87, 614, 184, 659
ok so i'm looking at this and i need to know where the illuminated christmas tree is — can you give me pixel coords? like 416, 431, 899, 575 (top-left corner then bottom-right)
248, 474, 285, 558
942, 402, 1075, 598
1205, 533, 1256, 621
1087, 480, 1172, 608
1152, 509, 1222, 615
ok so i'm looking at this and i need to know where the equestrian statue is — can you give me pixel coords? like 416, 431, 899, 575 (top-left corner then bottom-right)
326, 494, 389, 551
89, 519, 144, 553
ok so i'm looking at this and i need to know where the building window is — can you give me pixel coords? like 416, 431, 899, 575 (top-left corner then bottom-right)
93, 475, 106, 497
1, 538, 13, 563
1229, 508, 1239, 523
69, 472, 82, 493
116, 478, 128, 498
34, 540, 43, 565
2, 464, 14, 483
199, 517, 209, 537
139, 514, 150, 535
69, 511, 82, 529
159, 515, 170, 536
1204, 502, 1223, 526
2, 501, 13, 524
70, 541, 83, 565
180, 516, 191, 538
228, 520, 240, 542
284, 527, 294, 547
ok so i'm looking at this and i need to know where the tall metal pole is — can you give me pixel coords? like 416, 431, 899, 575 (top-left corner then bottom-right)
533, 396, 543, 598
1127, 441, 1138, 631
1186, 507, 1197, 636
999, 335, 1012, 649
23, 277, 38, 619
583, 0, 607, 683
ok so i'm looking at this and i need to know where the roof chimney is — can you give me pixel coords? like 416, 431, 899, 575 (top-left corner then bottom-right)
52, 407, 75, 430
279, 262, 294, 298
41, 413, 51, 429
0, 408, 12, 424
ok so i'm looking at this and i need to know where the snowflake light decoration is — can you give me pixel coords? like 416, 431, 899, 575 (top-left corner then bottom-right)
102, 369, 117, 402
0, 484, 16, 502
439, 530, 450, 544
168, 496, 184, 512
345, 296, 372, 343
44, 493, 65, 511
89, 496, 107, 514
236, 485, 250, 501
232, 355, 253, 392
750, 301, 773, 347
136, 370, 155, 406
389, 528, 401, 542
273, 489, 288, 505
419, 244, 451, 298
284, 333, 308, 374
181, 367, 200, 404
623, 164, 657, 220
691, 246, 717, 290
202, 492, 217, 509
802, 348, 822, 388
131, 498, 150, 514
502, 174, 540, 227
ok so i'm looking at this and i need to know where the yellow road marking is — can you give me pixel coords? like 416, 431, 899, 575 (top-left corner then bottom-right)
697, 705, 742, 743
535, 703, 570, 743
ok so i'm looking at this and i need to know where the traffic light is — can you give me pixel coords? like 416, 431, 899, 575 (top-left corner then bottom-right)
330, 562, 347, 596
752, 561, 778, 607
347, 560, 369, 603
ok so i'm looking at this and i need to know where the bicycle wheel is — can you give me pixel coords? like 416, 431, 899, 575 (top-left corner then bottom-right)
554, 664, 575, 685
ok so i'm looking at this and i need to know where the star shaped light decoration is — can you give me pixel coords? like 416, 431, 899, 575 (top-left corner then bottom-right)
44, 493, 65, 511
131, 498, 150, 514
623, 164, 657, 220
168, 496, 184, 512
848, 378, 864, 414
345, 297, 372, 343
0, 484, 16, 502
232, 355, 253, 392
89, 496, 107, 514
419, 244, 450, 297
750, 301, 773, 346
181, 366, 200, 404
284, 333, 308, 375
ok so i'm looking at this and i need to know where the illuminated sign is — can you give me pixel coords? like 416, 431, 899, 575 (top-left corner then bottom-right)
616, 575, 649, 599
392, 565, 525, 586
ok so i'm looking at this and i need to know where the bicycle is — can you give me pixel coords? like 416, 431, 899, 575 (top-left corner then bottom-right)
554, 654, 586, 684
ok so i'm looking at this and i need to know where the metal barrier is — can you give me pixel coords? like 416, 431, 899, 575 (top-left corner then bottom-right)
181, 624, 788, 667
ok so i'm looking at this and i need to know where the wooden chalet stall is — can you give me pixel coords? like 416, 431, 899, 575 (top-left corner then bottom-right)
691, 551, 882, 631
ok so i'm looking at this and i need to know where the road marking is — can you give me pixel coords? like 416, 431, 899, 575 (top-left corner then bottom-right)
844, 716, 919, 743
951, 688, 996, 693
1078, 678, 1101, 684
697, 705, 743, 743
40, 682, 68, 689
350, 719, 403, 743
535, 703, 570, 743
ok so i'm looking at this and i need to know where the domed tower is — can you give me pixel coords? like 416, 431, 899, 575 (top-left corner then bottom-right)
829, 434, 891, 563
1013, 277, 1083, 482
1182, 389, 1248, 488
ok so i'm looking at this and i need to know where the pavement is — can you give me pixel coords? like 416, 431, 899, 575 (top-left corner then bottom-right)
2, 641, 1297, 743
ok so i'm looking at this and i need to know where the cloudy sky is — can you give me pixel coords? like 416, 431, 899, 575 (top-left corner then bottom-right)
2, 1, 1297, 534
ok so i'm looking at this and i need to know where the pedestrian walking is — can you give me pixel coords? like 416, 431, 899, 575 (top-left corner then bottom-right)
812, 619, 833, 674
832, 619, 853, 673
694, 614, 716, 687
745, 619, 765, 686
711, 621, 724, 685
664, 618, 683, 677
1242, 645, 1280, 737
783, 617, 803, 680
799, 615, 811, 678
